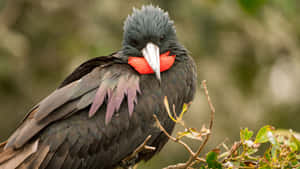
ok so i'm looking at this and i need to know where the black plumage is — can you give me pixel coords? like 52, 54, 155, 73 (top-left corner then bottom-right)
0, 5, 197, 169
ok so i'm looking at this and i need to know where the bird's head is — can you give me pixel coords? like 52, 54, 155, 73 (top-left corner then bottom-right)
122, 5, 180, 81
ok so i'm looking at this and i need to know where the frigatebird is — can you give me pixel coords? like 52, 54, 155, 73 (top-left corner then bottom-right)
0, 5, 197, 169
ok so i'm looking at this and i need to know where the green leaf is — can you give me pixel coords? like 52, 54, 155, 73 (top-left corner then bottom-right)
206, 151, 218, 162
240, 128, 253, 141
288, 139, 298, 152
258, 159, 271, 169
206, 151, 222, 169
271, 145, 278, 162
288, 152, 296, 161
246, 147, 258, 155
290, 159, 298, 166
255, 125, 274, 144
258, 164, 272, 169
291, 135, 300, 152
264, 147, 271, 162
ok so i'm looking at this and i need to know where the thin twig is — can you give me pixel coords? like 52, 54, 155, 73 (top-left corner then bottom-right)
153, 115, 205, 163
216, 138, 229, 150
202, 80, 215, 129
179, 80, 215, 169
222, 141, 242, 163
163, 162, 196, 169
156, 80, 215, 169
122, 135, 155, 162
181, 80, 215, 168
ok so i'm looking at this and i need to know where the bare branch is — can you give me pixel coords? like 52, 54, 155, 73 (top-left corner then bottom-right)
153, 115, 205, 163
222, 141, 242, 163
163, 162, 195, 169
156, 80, 215, 169
181, 80, 215, 168
202, 80, 215, 129
122, 135, 155, 163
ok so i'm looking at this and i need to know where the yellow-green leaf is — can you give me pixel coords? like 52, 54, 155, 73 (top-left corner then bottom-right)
177, 128, 204, 141
179, 103, 190, 120
240, 128, 253, 141
255, 125, 274, 144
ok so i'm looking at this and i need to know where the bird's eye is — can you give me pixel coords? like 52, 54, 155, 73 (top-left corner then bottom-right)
160, 35, 165, 42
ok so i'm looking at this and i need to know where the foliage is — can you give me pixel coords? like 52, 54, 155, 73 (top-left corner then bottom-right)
155, 81, 300, 169
171, 124, 300, 169
214, 126, 300, 169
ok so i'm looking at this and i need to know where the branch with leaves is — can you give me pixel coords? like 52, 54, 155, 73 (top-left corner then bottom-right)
153, 80, 215, 169
153, 80, 300, 169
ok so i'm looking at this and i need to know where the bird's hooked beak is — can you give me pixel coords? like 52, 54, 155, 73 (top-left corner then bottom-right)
142, 42, 161, 81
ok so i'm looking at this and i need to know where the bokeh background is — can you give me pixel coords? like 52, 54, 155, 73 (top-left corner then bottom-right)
0, 0, 300, 168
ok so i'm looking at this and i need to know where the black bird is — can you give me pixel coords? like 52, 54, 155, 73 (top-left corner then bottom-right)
0, 5, 197, 169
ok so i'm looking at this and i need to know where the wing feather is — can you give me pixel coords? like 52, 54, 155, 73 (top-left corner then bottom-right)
5, 99, 78, 149
5, 57, 140, 150
0, 140, 38, 169
34, 81, 79, 121
1, 54, 143, 169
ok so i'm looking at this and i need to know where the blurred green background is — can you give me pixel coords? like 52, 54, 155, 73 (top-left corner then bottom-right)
0, 0, 300, 168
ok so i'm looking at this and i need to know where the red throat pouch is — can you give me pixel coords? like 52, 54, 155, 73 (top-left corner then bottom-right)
128, 51, 176, 74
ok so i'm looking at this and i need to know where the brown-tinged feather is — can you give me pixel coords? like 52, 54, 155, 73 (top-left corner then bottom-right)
16, 144, 49, 169
59, 55, 120, 88
26, 108, 39, 119
60, 154, 74, 169
105, 75, 127, 124
34, 81, 79, 121
4, 107, 40, 149
0, 140, 38, 169
70, 158, 81, 169
89, 77, 112, 117
87, 69, 140, 124
0, 141, 6, 149
127, 76, 141, 116
46, 143, 69, 169
30, 145, 50, 169
6, 100, 78, 150
39, 151, 54, 169
0, 148, 18, 164
77, 89, 97, 110
88, 71, 119, 117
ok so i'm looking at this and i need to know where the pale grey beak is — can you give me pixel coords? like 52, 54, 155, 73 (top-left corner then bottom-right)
142, 42, 161, 81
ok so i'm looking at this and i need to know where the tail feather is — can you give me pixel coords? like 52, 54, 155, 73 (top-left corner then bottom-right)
0, 141, 16, 164
0, 140, 39, 169
16, 144, 50, 169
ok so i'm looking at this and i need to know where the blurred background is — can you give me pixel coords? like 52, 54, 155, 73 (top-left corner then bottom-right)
0, 0, 300, 168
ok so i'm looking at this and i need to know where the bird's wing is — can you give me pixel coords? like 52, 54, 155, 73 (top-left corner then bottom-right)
3, 54, 141, 151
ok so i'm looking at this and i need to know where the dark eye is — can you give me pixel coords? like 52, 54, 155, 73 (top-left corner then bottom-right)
160, 35, 165, 41
130, 39, 138, 46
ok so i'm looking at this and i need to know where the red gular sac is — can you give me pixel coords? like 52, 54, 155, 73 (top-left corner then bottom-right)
128, 51, 176, 74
